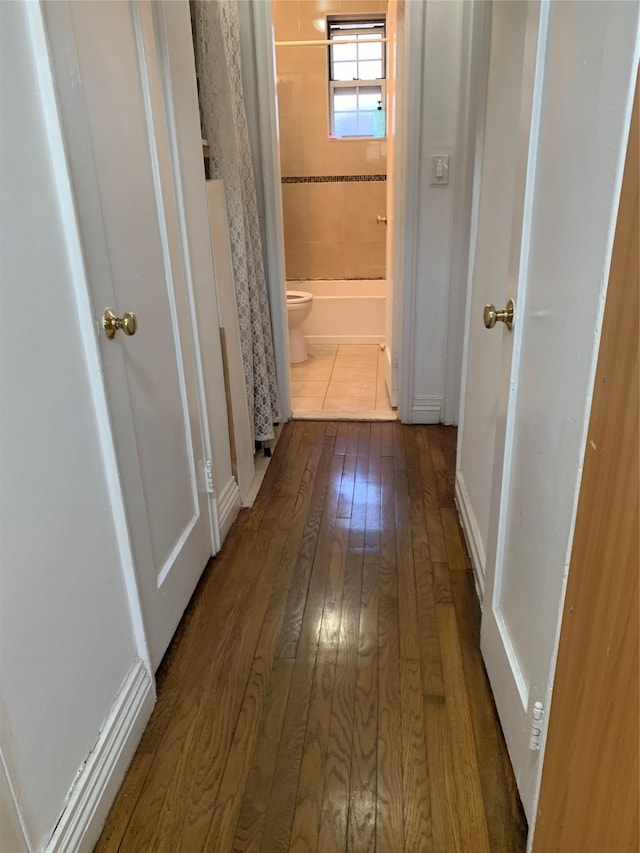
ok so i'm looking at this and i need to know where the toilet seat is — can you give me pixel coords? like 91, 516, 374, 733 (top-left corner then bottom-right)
286, 290, 313, 304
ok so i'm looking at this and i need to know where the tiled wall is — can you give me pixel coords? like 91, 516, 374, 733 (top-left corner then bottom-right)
273, 0, 388, 280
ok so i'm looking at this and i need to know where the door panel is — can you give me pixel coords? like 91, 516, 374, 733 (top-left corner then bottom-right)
480, 0, 545, 719
458, 0, 534, 569
45, 0, 215, 668
71, 2, 199, 576
129, 0, 206, 584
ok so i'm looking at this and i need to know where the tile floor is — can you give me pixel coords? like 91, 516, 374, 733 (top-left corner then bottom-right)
290, 343, 396, 419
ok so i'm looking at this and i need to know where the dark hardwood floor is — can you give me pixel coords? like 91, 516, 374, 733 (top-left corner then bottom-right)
96, 421, 527, 852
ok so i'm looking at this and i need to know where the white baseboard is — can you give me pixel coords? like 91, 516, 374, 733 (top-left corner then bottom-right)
242, 426, 283, 508
411, 395, 442, 424
454, 470, 486, 603
0, 748, 29, 852
46, 660, 155, 853
217, 476, 241, 544
305, 334, 384, 345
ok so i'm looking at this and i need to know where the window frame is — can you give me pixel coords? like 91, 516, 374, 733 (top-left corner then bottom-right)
327, 17, 387, 139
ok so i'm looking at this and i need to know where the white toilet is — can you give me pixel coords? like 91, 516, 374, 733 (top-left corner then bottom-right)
286, 290, 314, 363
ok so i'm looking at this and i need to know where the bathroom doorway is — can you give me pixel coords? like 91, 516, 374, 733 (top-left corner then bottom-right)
271, 0, 405, 420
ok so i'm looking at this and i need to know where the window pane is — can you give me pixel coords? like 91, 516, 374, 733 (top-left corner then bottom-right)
334, 112, 359, 137
357, 112, 375, 136
333, 61, 358, 81
358, 87, 382, 111
358, 60, 382, 80
328, 18, 385, 137
332, 41, 357, 62
358, 41, 382, 61
333, 87, 357, 112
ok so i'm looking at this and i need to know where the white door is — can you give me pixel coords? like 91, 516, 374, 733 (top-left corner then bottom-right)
462, 0, 544, 818
44, 0, 217, 669
461, 0, 541, 595
468, 2, 556, 821
383, 0, 404, 408
463, 0, 640, 828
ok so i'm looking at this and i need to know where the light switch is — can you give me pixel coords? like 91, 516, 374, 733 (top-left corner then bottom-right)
430, 155, 450, 185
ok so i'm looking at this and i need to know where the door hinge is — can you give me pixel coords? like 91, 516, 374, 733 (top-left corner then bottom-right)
204, 460, 215, 495
529, 701, 544, 751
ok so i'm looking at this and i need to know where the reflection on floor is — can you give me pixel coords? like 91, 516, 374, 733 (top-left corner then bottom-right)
97, 422, 527, 852
290, 344, 396, 419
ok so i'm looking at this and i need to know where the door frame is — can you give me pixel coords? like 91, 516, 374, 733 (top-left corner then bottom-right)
448, 0, 492, 430
249, 1, 490, 427
394, 0, 420, 422
249, 0, 419, 422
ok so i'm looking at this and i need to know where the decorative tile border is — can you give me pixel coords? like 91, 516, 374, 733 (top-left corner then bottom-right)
286, 276, 385, 281
281, 174, 387, 184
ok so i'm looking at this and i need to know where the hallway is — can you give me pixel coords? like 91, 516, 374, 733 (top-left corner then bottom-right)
97, 422, 526, 851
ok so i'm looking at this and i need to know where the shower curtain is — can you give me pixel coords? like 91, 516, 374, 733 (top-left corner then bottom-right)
193, 0, 280, 443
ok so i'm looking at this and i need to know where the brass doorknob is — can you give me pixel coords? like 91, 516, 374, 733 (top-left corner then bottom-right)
103, 307, 138, 340
376, 215, 387, 225
483, 299, 515, 331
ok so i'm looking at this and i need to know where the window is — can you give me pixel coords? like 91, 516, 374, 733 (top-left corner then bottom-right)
328, 18, 386, 138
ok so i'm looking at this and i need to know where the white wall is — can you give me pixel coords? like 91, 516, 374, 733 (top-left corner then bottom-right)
0, 4, 146, 848
401, 0, 465, 422
397, 0, 490, 425
406, 0, 491, 426
443, 1, 491, 425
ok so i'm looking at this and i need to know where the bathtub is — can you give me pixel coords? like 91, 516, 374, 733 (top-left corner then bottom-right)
288, 279, 386, 345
